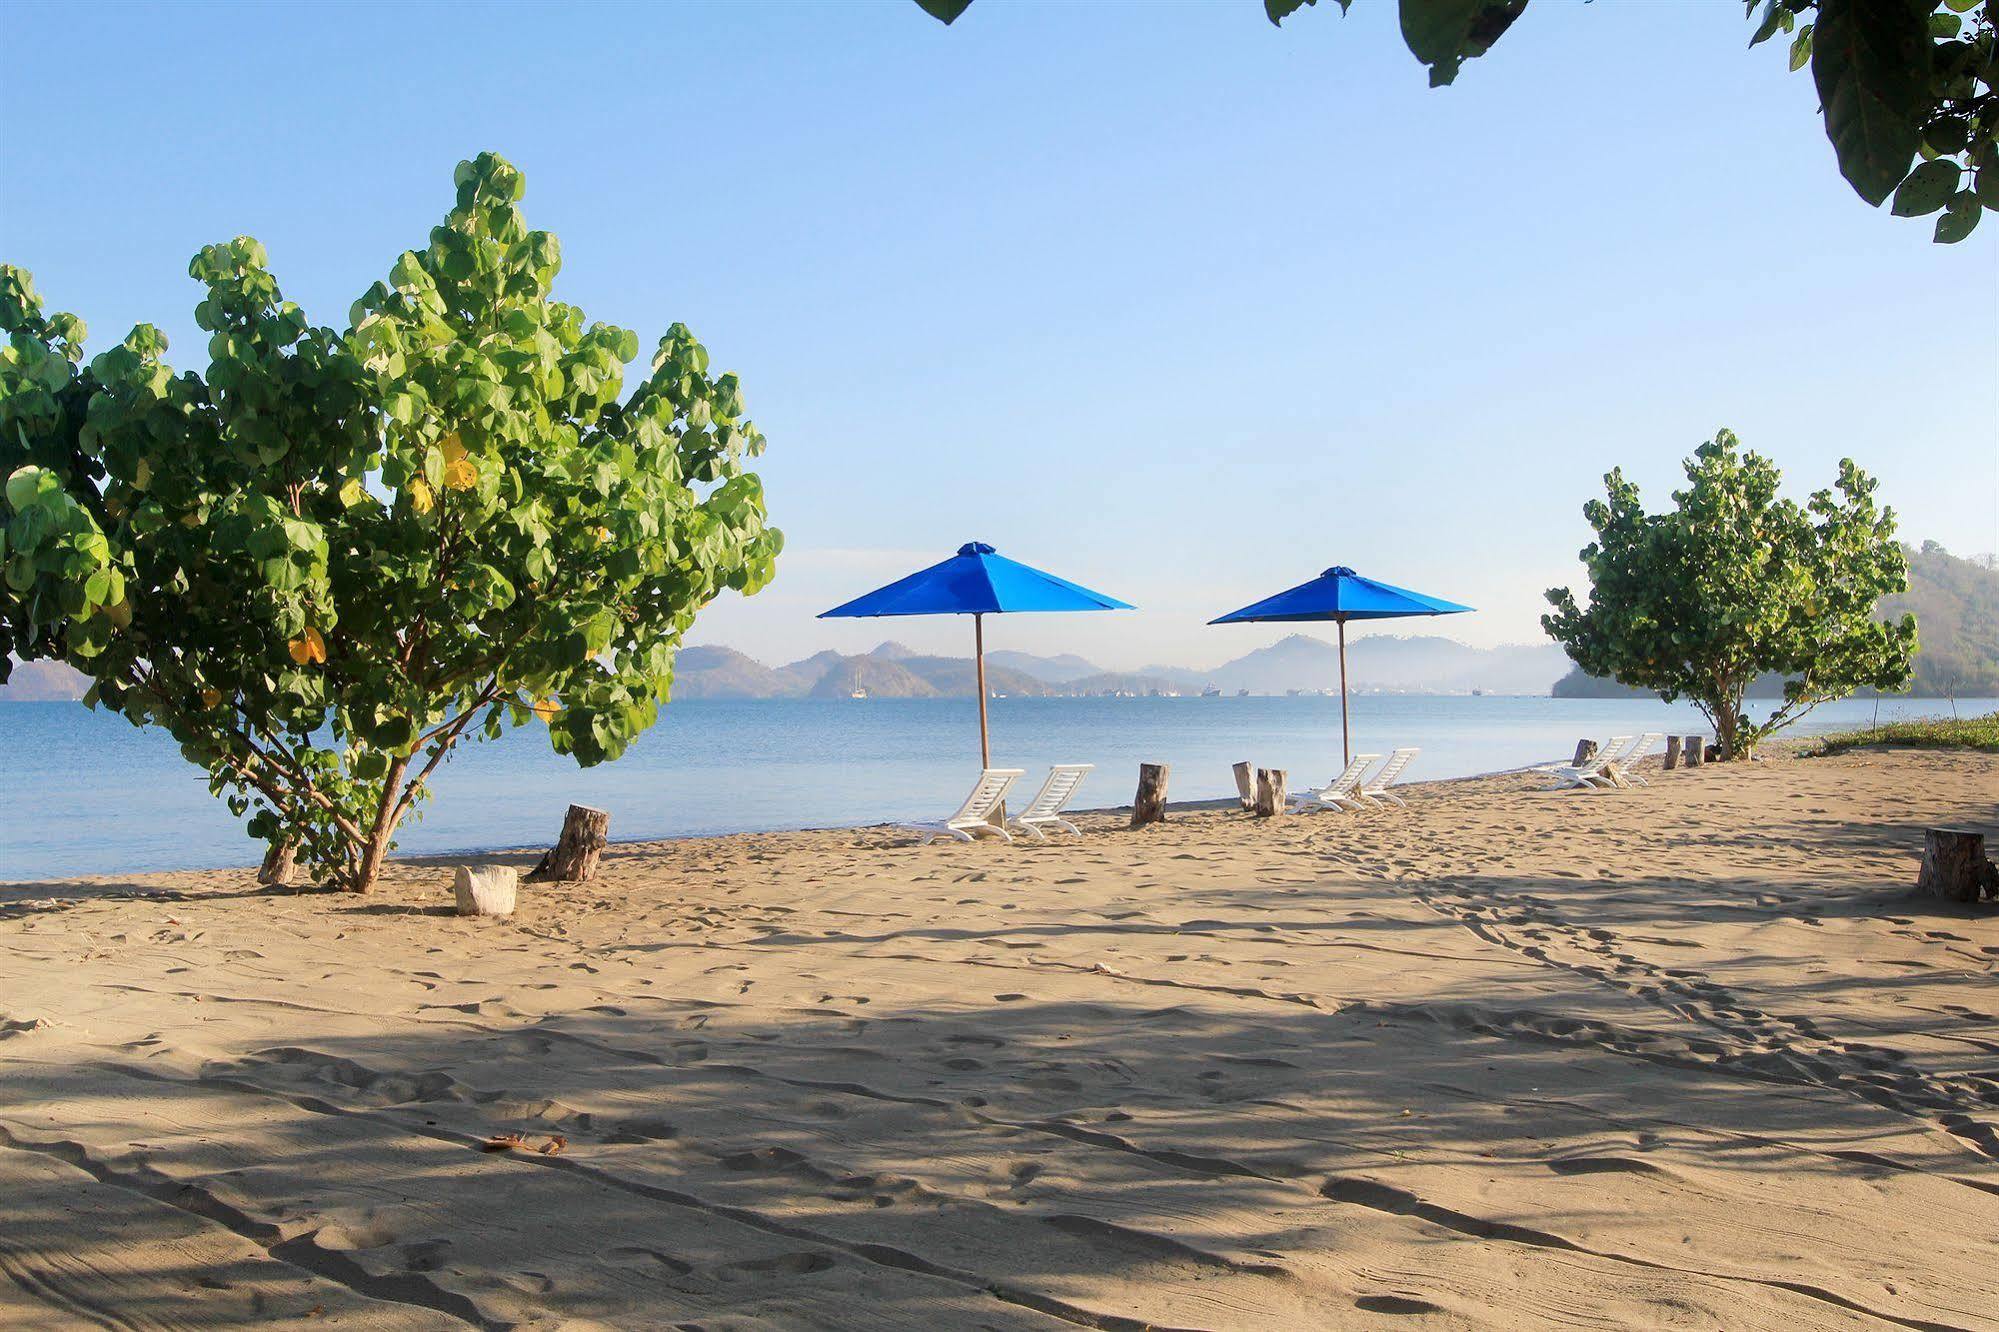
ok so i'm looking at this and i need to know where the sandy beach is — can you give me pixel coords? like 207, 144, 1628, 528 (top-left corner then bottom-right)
2, 747, 1995, 1329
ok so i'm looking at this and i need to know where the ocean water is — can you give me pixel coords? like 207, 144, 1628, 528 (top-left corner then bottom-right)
1, 693, 1986, 882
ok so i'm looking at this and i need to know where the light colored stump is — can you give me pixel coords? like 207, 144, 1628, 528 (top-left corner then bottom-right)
1572, 739, 1599, 767
1131, 763, 1170, 828
1916, 829, 1993, 903
1682, 735, 1704, 768
1662, 736, 1683, 770
527, 804, 609, 882
1232, 761, 1256, 812
454, 866, 519, 917
257, 841, 298, 887
1254, 768, 1287, 818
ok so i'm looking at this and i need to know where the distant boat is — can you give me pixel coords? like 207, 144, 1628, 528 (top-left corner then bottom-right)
1471, 688, 1485, 697
1201, 685, 1221, 697
1236, 688, 1249, 697
850, 688, 868, 699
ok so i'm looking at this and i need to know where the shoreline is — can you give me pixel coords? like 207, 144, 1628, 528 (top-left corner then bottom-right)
2, 759, 1576, 892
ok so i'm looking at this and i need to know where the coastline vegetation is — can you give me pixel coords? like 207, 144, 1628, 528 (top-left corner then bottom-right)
1807, 710, 1999, 754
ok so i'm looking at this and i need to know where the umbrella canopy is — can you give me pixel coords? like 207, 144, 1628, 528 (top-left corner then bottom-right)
1211, 567, 1472, 765
822, 542, 1132, 765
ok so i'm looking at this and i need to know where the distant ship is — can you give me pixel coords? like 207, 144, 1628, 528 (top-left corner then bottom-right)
850, 688, 868, 699
1201, 685, 1221, 697
1236, 689, 1249, 697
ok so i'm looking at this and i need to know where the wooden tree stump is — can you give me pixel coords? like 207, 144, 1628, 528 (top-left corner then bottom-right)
1232, 761, 1256, 812
1130, 763, 1170, 828
1916, 829, 1993, 903
1682, 735, 1704, 768
527, 804, 609, 882
1662, 736, 1683, 770
1572, 739, 1598, 766
257, 841, 298, 887
1254, 768, 1287, 818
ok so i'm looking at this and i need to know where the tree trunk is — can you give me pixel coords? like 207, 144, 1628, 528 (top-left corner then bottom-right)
1682, 735, 1704, 768
349, 755, 411, 893
1714, 707, 1741, 761
1130, 763, 1169, 828
1662, 736, 1682, 770
1254, 768, 1287, 818
528, 804, 610, 882
257, 840, 298, 886
1232, 761, 1256, 812
1572, 739, 1598, 766
1916, 829, 1993, 903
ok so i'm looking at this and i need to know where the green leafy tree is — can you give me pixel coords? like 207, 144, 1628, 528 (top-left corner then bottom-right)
1543, 431, 1917, 759
914, 0, 1999, 244
0, 153, 781, 892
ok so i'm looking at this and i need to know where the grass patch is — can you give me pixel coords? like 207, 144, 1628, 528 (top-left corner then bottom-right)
1808, 710, 1999, 755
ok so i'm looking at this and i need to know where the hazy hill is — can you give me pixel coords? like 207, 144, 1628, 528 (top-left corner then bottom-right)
663, 634, 1575, 699
1181, 633, 1570, 696
1553, 542, 1999, 699
986, 650, 1101, 684
0, 659, 90, 702
670, 646, 795, 700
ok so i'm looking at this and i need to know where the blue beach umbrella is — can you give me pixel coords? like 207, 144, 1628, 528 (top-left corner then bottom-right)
821, 542, 1133, 767
1211, 566, 1472, 766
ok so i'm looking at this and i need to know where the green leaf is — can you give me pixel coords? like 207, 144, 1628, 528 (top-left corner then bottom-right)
1934, 192, 1982, 242
1399, 0, 1525, 87
1810, 0, 1931, 206
1891, 159, 1961, 214
5, 465, 49, 511
1974, 165, 1999, 208
1265, 0, 1317, 22
1788, 24, 1813, 72
912, 0, 972, 21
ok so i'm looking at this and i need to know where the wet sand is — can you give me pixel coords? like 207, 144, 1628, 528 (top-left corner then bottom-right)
2, 747, 1995, 1329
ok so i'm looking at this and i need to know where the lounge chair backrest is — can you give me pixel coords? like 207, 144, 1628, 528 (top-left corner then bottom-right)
1327, 753, 1377, 793
1586, 736, 1634, 772
949, 768, 1026, 823
1366, 747, 1418, 790
1021, 764, 1093, 820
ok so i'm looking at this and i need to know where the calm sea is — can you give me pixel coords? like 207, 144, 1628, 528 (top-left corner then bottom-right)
1, 694, 1986, 882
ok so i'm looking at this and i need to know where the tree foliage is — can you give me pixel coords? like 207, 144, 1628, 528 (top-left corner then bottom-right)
1542, 431, 1917, 758
914, 0, 1999, 244
0, 153, 781, 891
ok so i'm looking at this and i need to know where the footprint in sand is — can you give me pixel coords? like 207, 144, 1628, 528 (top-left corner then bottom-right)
714, 1252, 835, 1281
1354, 1295, 1441, 1315
604, 1245, 694, 1276
1546, 1156, 1664, 1177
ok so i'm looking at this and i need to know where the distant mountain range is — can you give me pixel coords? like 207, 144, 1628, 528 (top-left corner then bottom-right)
670, 634, 1572, 700
15, 544, 1987, 705
1553, 542, 1999, 699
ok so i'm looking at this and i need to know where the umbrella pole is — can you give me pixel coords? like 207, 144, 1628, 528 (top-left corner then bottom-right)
1337, 617, 1350, 767
974, 613, 990, 769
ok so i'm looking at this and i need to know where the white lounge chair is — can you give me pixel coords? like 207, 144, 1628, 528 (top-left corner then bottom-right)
900, 768, 1025, 844
1604, 733, 1665, 787
1007, 763, 1094, 841
1289, 753, 1381, 812
1358, 747, 1419, 807
1545, 736, 1632, 790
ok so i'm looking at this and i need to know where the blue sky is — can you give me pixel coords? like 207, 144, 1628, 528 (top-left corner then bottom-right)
4, 0, 1994, 671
